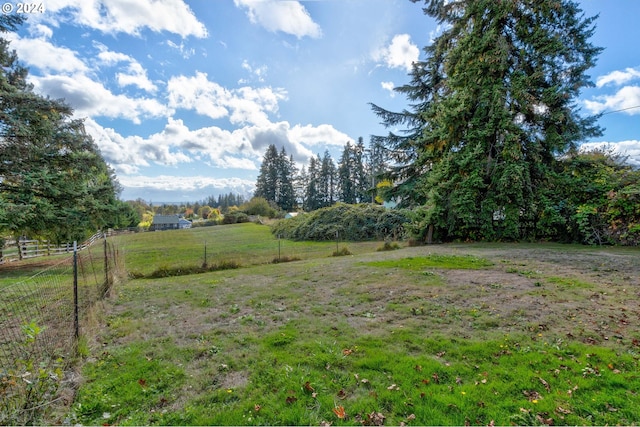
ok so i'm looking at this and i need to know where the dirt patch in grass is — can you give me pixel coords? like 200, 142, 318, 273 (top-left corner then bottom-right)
102, 243, 640, 350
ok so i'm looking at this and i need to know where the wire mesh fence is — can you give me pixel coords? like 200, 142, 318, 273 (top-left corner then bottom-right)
0, 236, 124, 425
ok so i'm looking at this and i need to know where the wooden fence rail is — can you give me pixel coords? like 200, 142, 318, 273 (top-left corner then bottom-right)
0, 231, 106, 264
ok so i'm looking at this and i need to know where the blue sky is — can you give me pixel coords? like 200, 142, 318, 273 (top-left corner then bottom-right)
7, 0, 640, 202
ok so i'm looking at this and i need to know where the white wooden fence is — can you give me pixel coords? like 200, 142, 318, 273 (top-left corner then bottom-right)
0, 230, 107, 264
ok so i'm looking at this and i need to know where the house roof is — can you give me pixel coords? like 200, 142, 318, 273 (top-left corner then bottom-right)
152, 215, 180, 224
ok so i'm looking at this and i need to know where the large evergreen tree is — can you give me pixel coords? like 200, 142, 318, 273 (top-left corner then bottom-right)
254, 144, 280, 203
0, 15, 121, 242
304, 155, 321, 211
371, 0, 602, 240
338, 142, 356, 204
254, 144, 296, 211
319, 150, 337, 208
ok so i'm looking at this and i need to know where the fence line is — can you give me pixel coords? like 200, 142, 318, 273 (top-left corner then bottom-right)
0, 235, 124, 425
0, 230, 107, 264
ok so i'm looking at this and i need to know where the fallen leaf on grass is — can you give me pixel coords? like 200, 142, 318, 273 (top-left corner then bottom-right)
285, 396, 297, 404
555, 407, 571, 415
304, 381, 315, 392
539, 377, 551, 392
387, 384, 399, 391
536, 413, 554, 425
366, 411, 386, 426
523, 390, 542, 401
337, 388, 347, 399
254, 404, 262, 412
138, 379, 147, 387
343, 348, 353, 356
333, 406, 346, 419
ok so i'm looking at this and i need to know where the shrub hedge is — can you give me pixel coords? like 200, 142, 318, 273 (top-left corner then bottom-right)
271, 203, 408, 241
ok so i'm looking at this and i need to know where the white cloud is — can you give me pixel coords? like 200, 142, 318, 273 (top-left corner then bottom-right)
31, 74, 169, 124
118, 175, 256, 194
234, 0, 322, 39
38, 0, 207, 38
116, 62, 158, 93
580, 140, 640, 167
166, 40, 196, 59
374, 34, 419, 72
93, 43, 158, 92
584, 86, 640, 115
30, 24, 54, 39
8, 34, 87, 74
381, 81, 395, 97
289, 123, 352, 148
596, 67, 640, 88
167, 72, 287, 126
86, 117, 262, 174
86, 114, 352, 177
239, 60, 268, 84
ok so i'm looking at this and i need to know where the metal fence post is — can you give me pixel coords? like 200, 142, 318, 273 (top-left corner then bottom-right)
104, 234, 108, 288
73, 241, 79, 340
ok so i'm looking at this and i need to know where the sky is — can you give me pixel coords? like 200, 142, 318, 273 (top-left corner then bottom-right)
6, 0, 640, 202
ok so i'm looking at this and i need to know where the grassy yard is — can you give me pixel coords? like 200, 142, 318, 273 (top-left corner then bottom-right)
60, 224, 640, 425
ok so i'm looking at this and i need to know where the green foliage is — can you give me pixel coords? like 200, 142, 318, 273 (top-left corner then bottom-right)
271, 203, 408, 241
1, 320, 64, 425
548, 149, 640, 245
332, 246, 352, 257
377, 241, 401, 251
222, 211, 250, 224
371, 0, 602, 242
254, 145, 297, 211
0, 17, 120, 242
240, 197, 279, 218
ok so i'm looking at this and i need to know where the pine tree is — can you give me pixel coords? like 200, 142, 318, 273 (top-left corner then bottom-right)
277, 150, 296, 211
0, 15, 120, 242
304, 156, 321, 211
254, 144, 279, 203
353, 137, 370, 203
338, 142, 356, 203
254, 144, 297, 211
319, 150, 337, 208
371, 0, 602, 240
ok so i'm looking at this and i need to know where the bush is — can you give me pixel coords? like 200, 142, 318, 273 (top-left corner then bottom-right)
332, 247, 352, 257
222, 212, 250, 224
240, 197, 279, 218
377, 241, 400, 251
271, 203, 408, 241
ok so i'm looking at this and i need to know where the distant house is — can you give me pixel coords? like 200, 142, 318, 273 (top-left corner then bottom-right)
284, 212, 299, 219
150, 215, 192, 231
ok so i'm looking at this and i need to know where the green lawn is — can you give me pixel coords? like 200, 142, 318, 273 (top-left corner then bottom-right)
116, 223, 382, 276
46, 224, 640, 425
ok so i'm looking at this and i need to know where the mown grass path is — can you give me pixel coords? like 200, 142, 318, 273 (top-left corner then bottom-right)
68, 225, 640, 425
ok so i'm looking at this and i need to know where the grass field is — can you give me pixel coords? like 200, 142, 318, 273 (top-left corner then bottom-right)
47, 223, 640, 425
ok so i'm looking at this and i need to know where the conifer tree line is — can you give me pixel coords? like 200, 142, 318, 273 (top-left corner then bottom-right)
254, 137, 377, 212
